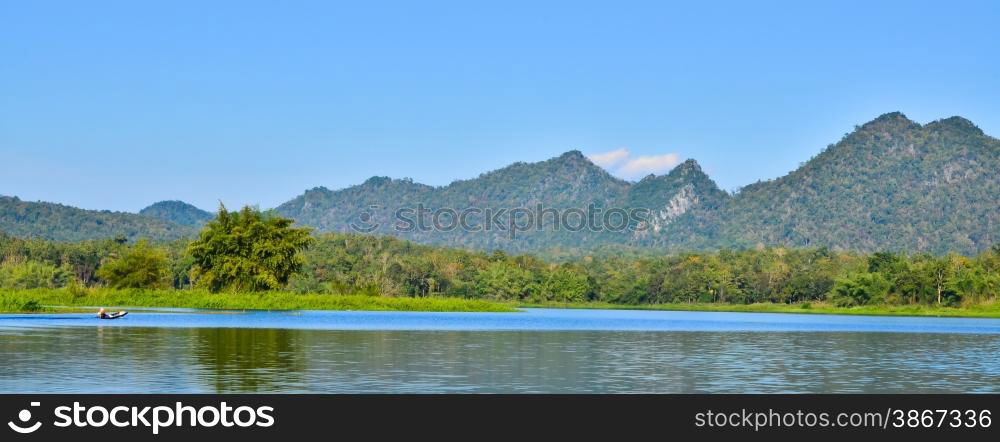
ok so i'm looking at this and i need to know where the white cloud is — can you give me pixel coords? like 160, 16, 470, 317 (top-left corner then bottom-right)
587, 148, 630, 168
588, 149, 682, 179
619, 153, 681, 177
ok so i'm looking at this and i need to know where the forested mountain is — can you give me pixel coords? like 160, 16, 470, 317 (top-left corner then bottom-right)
625, 159, 730, 249
0, 196, 194, 242
275, 151, 646, 251
4, 112, 999, 255
275, 176, 436, 233
692, 113, 1000, 255
139, 200, 213, 226
276, 113, 1000, 255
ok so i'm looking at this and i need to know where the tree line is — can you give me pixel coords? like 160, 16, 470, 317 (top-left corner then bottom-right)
2, 206, 1000, 307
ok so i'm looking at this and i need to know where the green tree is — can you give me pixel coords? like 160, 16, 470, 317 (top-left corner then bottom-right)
947, 266, 999, 305
0, 257, 73, 289
538, 266, 591, 302
921, 256, 958, 305
96, 239, 170, 289
474, 261, 534, 300
892, 262, 931, 304
187, 205, 314, 292
867, 252, 903, 273
829, 272, 891, 307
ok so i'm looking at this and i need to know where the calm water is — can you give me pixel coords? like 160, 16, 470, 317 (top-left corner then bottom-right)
2, 308, 999, 393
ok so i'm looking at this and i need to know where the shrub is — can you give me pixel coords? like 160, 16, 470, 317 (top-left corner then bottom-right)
829, 273, 891, 307
96, 240, 170, 289
537, 267, 591, 302
0, 257, 74, 289
20, 300, 43, 312
474, 261, 535, 300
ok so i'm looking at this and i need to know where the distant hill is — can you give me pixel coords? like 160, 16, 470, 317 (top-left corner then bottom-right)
275, 151, 727, 252
139, 200, 213, 226
6, 112, 999, 254
275, 151, 644, 251
0, 196, 194, 242
694, 113, 1000, 255
276, 113, 1000, 255
625, 158, 730, 250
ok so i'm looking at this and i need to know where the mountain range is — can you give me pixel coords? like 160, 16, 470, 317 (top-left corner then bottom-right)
2, 112, 998, 255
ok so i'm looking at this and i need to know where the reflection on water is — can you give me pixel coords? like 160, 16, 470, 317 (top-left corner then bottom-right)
2, 325, 999, 393
193, 328, 307, 392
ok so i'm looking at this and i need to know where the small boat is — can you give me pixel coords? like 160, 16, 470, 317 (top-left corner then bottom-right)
99, 311, 128, 320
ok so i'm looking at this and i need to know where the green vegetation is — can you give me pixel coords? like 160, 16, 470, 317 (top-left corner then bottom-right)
275, 113, 1000, 255
139, 200, 213, 226
520, 300, 1000, 318
681, 113, 1000, 256
274, 151, 634, 252
187, 205, 314, 292
0, 292, 47, 312
3, 220, 1000, 316
96, 240, 171, 289
0, 206, 513, 313
0, 289, 515, 313
0, 256, 73, 289
0, 195, 194, 242
3, 182, 1000, 316
5, 113, 1000, 256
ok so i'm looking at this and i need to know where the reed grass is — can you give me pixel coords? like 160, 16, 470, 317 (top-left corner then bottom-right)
0, 288, 517, 313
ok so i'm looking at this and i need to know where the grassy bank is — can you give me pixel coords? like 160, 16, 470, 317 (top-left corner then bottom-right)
5, 288, 1000, 318
0, 288, 517, 313
520, 300, 1000, 318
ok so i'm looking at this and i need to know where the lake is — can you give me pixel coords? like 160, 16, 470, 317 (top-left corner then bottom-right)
2, 308, 999, 393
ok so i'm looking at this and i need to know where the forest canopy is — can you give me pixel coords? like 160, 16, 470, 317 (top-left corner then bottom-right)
2, 227, 999, 308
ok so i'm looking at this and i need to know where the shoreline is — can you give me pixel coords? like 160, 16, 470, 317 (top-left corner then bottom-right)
4, 289, 1000, 318
0, 289, 516, 313
518, 301, 1000, 319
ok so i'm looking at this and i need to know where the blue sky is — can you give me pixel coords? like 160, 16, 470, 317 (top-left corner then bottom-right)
2, 0, 998, 212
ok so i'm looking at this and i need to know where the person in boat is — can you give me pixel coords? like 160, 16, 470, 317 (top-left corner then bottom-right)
97, 307, 109, 319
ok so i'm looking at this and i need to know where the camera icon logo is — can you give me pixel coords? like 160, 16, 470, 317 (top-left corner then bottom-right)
7, 402, 42, 434
350, 204, 381, 233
